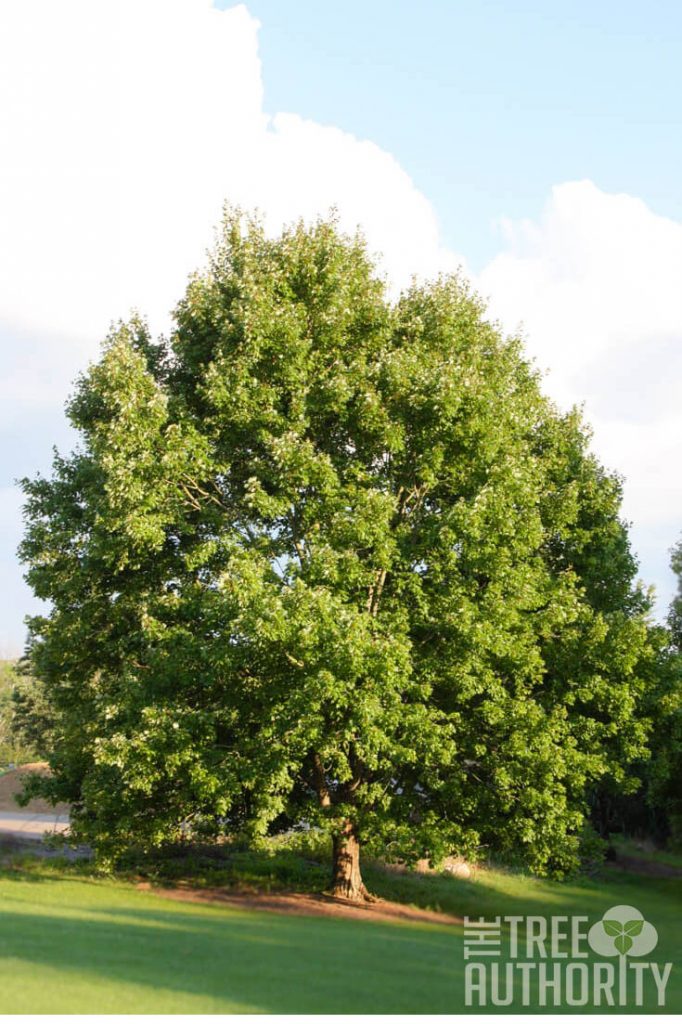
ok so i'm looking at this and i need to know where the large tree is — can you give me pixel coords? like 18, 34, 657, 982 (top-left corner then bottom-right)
21, 213, 655, 897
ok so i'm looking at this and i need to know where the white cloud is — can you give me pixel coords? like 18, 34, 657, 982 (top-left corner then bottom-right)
479, 182, 682, 406
0, 0, 458, 378
0, 1, 262, 349
478, 181, 682, 613
255, 114, 459, 288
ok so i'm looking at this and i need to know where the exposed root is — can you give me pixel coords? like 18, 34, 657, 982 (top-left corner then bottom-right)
329, 881, 378, 904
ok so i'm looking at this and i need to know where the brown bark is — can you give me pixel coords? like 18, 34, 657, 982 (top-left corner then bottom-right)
312, 752, 331, 808
330, 821, 374, 902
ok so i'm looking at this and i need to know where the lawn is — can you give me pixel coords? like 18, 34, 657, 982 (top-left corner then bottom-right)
0, 868, 459, 1014
0, 858, 679, 1013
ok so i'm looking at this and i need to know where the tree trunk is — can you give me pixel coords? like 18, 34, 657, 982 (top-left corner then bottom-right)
330, 821, 373, 902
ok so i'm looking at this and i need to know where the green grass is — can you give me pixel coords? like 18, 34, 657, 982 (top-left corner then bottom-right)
0, 855, 680, 1013
0, 865, 459, 1013
370, 861, 682, 1013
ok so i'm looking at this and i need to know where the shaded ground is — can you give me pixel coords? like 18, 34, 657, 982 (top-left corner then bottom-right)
0, 834, 87, 862
137, 880, 462, 926
138, 842, 682, 923
611, 834, 682, 875
609, 853, 682, 878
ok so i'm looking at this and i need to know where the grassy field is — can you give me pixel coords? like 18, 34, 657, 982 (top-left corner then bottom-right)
0, 856, 679, 1014
0, 868, 458, 1014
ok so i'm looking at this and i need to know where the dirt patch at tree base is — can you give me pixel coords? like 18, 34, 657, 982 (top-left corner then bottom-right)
137, 881, 462, 927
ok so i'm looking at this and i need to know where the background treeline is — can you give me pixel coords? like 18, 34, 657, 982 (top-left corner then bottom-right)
591, 537, 682, 849
0, 659, 54, 765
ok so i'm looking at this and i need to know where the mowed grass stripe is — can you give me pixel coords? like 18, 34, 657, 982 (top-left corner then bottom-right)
0, 872, 460, 1014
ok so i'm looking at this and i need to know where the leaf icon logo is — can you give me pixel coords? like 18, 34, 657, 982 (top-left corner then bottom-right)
588, 906, 658, 958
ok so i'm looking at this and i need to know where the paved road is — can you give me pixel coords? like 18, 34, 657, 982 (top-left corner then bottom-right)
0, 811, 70, 840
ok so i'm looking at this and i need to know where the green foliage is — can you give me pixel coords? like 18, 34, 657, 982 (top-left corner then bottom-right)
10, 664, 58, 759
592, 540, 682, 850
642, 538, 682, 846
0, 662, 23, 764
117, 834, 331, 893
20, 210, 657, 876
0, 660, 49, 765
669, 537, 682, 649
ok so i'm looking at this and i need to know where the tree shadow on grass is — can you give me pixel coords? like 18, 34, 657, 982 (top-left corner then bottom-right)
0, 888, 463, 1014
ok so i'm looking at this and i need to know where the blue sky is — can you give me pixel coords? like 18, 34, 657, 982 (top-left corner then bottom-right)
0, 0, 680, 654
237, 0, 682, 268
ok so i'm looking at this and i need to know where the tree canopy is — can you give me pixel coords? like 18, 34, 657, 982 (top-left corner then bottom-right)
21, 212, 656, 895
